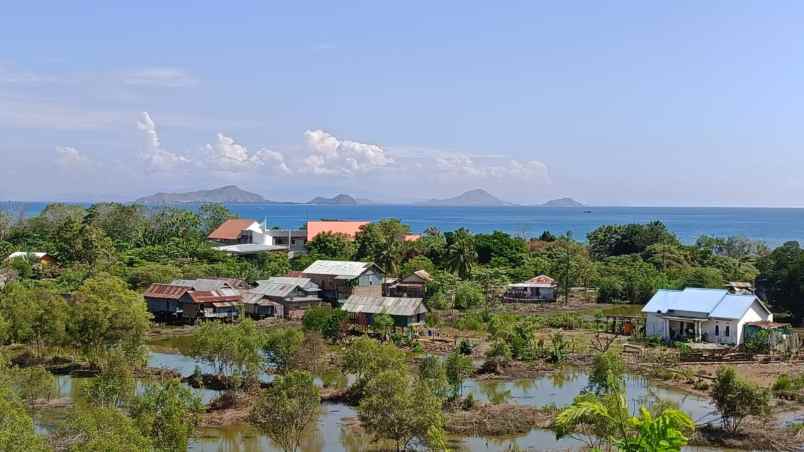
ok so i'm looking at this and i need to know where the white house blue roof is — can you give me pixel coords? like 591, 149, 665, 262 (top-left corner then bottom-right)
642, 288, 768, 320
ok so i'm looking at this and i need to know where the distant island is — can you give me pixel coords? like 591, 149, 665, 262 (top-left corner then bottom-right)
540, 197, 585, 208
308, 194, 358, 205
417, 189, 512, 207
135, 185, 267, 204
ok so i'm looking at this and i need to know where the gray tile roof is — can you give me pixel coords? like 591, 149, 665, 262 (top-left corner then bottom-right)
341, 295, 427, 317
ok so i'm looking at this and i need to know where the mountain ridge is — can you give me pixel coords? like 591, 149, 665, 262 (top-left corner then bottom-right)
135, 185, 267, 204
417, 189, 512, 207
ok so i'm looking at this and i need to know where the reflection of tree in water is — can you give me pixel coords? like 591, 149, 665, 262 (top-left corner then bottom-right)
512, 378, 535, 393
548, 367, 583, 388
478, 380, 512, 404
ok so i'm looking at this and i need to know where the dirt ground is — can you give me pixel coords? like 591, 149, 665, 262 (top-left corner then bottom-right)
680, 360, 804, 387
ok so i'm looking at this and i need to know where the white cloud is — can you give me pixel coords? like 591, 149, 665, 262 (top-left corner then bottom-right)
56, 146, 92, 168
122, 68, 198, 88
137, 112, 191, 171
435, 153, 550, 182
302, 129, 393, 175
204, 133, 291, 174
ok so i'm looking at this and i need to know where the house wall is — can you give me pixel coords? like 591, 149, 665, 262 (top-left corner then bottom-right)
736, 300, 772, 345
357, 269, 384, 287
645, 313, 666, 338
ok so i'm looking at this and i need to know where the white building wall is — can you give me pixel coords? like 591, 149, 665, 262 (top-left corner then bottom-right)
734, 301, 772, 345
645, 313, 666, 339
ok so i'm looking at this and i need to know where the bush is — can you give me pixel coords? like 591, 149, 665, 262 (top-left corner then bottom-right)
454, 281, 484, 310
711, 367, 770, 433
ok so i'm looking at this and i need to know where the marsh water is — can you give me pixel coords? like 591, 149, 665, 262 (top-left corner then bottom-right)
40, 350, 724, 451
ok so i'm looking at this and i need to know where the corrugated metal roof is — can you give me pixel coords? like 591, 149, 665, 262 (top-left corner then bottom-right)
258, 277, 319, 291
642, 287, 766, 321
642, 288, 727, 315
143, 283, 189, 300
188, 290, 240, 304
208, 219, 259, 240
710, 294, 760, 320
171, 279, 234, 292
341, 295, 427, 317
302, 260, 377, 277
251, 283, 299, 298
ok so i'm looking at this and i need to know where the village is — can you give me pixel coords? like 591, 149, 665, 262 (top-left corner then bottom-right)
0, 203, 803, 451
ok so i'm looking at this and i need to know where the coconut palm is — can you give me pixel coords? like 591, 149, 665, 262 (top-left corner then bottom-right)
445, 228, 477, 278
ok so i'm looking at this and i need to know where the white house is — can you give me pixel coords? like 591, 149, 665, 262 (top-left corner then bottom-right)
207, 219, 306, 255
642, 288, 773, 345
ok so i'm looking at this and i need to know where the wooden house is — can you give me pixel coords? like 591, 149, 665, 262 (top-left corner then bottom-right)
340, 295, 428, 327
143, 279, 243, 322
242, 277, 324, 319
384, 270, 431, 298
503, 275, 557, 302
181, 290, 240, 322
302, 260, 384, 301
143, 283, 190, 320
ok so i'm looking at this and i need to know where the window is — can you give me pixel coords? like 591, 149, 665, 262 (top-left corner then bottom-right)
715, 325, 719, 336
725, 325, 730, 337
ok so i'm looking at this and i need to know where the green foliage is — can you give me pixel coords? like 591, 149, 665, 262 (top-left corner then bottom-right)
354, 219, 410, 276
198, 203, 237, 236
306, 232, 356, 260
757, 241, 804, 324
475, 231, 528, 265
588, 352, 625, 395
69, 275, 151, 366
302, 306, 348, 341
0, 283, 69, 354
454, 280, 484, 310
445, 228, 477, 278
7, 365, 58, 404
771, 373, 804, 392
60, 405, 154, 452
263, 328, 304, 374
399, 255, 435, 278
188, 320, 266, 384
742, 328, 770, 354
130, 380, 203, 452
594, 255, 667, 304
358, 369, 445, 451
250, 371, 320, 452
547, 331, 571, 364
471, 266, 511, 304
677, 266, 723, 289
418, 355, 451, 400
7, 256, 33, 278
371, 313, 395, 338
710, 367, 770, 433
0, 384, 49, 452
588, 221, 679, 260
484, 340, 512, 371
81, 349, 136, 408
445, 351, 473, 397
342, 336, 406, 385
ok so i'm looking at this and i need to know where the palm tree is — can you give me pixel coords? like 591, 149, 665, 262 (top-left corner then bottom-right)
445, 228, 476, 279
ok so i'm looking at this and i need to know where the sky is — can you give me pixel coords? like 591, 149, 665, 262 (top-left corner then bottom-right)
1, 1, 803, 206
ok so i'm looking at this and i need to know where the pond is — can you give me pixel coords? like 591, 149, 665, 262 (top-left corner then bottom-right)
42, 350, 723, 451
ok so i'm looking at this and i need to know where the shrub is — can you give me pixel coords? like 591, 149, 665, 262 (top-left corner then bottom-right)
711, 367, 770, 433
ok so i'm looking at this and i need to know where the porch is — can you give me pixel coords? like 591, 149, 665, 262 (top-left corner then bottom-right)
663, 316, 707, 342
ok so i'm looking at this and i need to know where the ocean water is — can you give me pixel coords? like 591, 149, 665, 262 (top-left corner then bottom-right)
6, 202, 804, 246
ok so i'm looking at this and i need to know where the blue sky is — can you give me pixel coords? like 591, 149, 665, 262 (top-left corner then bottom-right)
1, 1, 803, 206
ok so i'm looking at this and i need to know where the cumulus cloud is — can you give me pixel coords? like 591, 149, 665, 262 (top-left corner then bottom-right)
302, 129, 393, 175
123, 68, 198, 87
56, 146, 92, 168
137, 112, 191, 171
435, 153, 549, 182
204, 133, 291, 174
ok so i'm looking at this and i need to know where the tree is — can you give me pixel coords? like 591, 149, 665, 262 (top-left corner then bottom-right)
418, 355, 450, 400
474, 231, 528, 266
198, 203, 237, 236
69, 275, 151, 366
354, 219, 411, 274
445, 228, 477, 278
59, 405, 154, 452
758, 241, 804, 324
0, 283, 69, 355
189, 320, 266, 384
358, 370, 444, 451
263, 328, 304, 374
453, 281, 484, 310
371, 313, 395, 339
710, 367, 770, 433
342, 336, 405, 386
587, 352, 625, 395
399, 255, 435, 278
81, 349, 136, 409
471, 266, 511, 304
130, 380, 203, 452
0, 385, 49, 452
678, 266, 723, 289
307, 232, 356, 260
547, 239, 591, 304
588, 222, 678, 260
250, 371, 320, 452
445, 351, 473, 397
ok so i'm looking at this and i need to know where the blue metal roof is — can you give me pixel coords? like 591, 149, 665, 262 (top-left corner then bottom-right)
643, 288, 762, 320
710, 294, 759, 320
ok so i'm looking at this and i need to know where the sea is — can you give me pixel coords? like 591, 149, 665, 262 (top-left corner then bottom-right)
6, 202, 804, 247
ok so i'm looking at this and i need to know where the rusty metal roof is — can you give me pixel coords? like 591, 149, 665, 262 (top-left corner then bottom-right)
143, 283, 189, 300
188, 290, 240, 304
207, 219, 258, 240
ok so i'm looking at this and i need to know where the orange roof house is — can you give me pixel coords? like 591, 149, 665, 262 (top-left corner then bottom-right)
208, 219, 259, 241
306, 221, 370, 242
